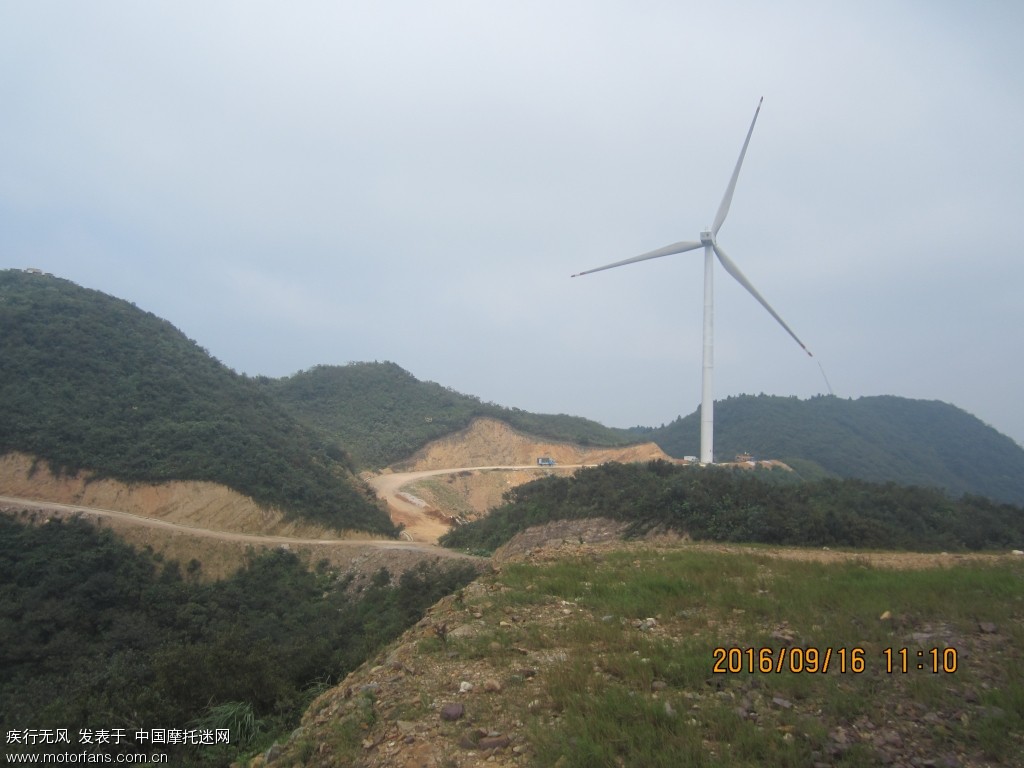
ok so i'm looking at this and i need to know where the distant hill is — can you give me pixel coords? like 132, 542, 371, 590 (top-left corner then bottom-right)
267, 368, 1024, 504
641, 394, 1024, 505
0, 270, 396, 535
265, 362, 639, 469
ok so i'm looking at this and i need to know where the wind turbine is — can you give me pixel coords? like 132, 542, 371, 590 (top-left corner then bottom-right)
572, 98, 814, 464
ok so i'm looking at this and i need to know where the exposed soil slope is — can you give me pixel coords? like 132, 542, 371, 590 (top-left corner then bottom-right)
0, 452, 341, 538
0, 452, 487, 581
395, 418, 672, 470
0, 420, 669, 569
370, 418, 677, 543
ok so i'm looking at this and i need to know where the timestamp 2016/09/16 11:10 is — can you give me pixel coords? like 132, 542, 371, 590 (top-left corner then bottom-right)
712, 646, 959, 675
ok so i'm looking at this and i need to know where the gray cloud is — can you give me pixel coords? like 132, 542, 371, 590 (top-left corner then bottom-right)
3, 1, 1022, 445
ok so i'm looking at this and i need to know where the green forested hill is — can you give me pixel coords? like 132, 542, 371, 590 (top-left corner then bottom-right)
267, 367, 1024, 505
441, 461, 1024, 554
641, 394, 1024, 505
265, 362, 638, 468
0, 270, 395, 534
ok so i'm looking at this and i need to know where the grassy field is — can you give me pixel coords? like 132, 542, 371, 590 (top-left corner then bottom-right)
268, 543, 1024, 768
452, 546, 1024, 767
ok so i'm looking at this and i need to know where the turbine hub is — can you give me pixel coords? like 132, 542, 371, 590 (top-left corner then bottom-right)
700, 230, 715, 246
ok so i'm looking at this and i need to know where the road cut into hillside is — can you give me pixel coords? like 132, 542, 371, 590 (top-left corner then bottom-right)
0, 450, 486, 579
369, 417, 678, 542
0, 494, 436, 549
0, 420, 675, 568
0, 494, 486, 584
0, 451, 352, 539
368, 464, 586, 542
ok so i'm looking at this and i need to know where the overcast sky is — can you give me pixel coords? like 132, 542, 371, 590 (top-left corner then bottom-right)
3, 1, 1023, 448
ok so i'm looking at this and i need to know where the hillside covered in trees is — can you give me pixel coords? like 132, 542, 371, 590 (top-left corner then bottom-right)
441, 461, 1024, 554
265, 365, 1024, 505
0, 514, 478, 765
265, 362, 638, 468
639, 394, 1024, 505
0, 270, 395, 534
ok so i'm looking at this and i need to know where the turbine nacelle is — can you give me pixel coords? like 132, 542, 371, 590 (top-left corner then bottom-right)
700, 230, 715, 246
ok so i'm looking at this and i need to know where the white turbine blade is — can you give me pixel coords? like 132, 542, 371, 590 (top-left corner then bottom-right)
711, 97, 763, 236
571, 240, 702, 277
712, 243, 812, 356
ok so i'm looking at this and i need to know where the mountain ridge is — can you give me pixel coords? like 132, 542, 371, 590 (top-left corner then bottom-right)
264, 361, 640, 469
267, 361, 1024, 504
4, 268, 1023, 512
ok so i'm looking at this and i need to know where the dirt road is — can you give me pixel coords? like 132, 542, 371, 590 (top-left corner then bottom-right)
0, 464, 576, 552
0, 494, 465, 555
0, 464, 579, 550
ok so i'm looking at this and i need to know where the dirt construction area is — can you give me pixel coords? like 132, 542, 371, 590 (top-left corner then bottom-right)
366, 418, 676, 542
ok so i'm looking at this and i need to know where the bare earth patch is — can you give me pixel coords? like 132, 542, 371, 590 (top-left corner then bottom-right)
395, 418, 672, 471
0, 452, 340, 538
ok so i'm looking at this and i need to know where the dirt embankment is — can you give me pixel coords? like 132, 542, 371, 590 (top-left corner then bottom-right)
394, 417, 672, 471
374, 418, 678, 539
0, 452, 438, 580
0, 452, 346, 539
0, 452, 484, 581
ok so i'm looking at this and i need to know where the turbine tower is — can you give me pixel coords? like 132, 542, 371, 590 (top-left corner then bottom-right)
572, 98, 813, 464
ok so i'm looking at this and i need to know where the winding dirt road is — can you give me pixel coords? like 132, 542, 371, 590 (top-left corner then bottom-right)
0, 465, 576, 551
368, 465, 584, 542
0, 462, 586, 571
0, 493, 456, 553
